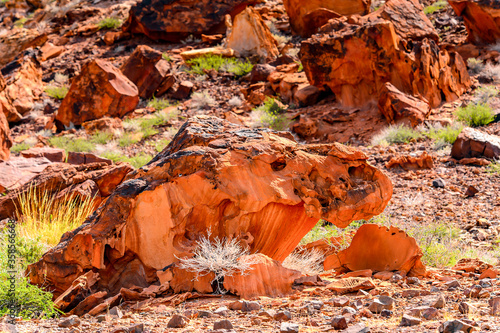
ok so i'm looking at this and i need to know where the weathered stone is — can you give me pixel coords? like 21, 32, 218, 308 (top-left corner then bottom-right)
56, 59, 139, 128
439, 320, 474, 333
400, 314, 421, 327
385, 152, 434, 170
250, 64, 275, 83
378, 83, 431, 127
229, 300, 261, 312
452, 127, 500, 160
0, 108, 11, 161
27, 116, 392, 312
368, 296, 395, 314
280, 322, 299, 333
58, 315, 81, 328
449, 0, 500, 44
124, 0, 263, 42
120, 45, 173, 99
21, 147, 65, 163
226, 7, 278, 61
459, 302, 474, 314
331, 315, 348, 330
214, 319, 233, 330
432, 295, 446, 309
283, 0, 370, 37
300, 0, 470, 108
274, 310, 292, 322
82, 117, 123, 134
0, 157, 51, 193
167, 314, 188, 328
0, 29, 47, 68
326, 277, 375, 294
67, 152, 112, 165
325, 224, 426, 276
490, 296, 500, 316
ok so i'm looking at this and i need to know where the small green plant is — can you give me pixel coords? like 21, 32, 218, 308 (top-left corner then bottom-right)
147, 96, 171, 111
90, 131, 113, 145
455, 103, 495, 127
97, 17, 121, 30
162, 53, 171, 61
297, 61, 303, 72
486, 161, 500, 174
100, 151, 152, 168
252, 98, 290, 131
371, 124, 422, 146
467, 58, 485, 75
150, 138, 171, 152
423, 0, 448, 15
49, 136, 95, 153
474, 86, 498, 104
186, 55, 254, 77
14, 17, 27, 28
45, 85, 69, 100
10, 142, 32, 154
191, 91, 216, 110
118, 133, 141, 147
424, 122, 463, 144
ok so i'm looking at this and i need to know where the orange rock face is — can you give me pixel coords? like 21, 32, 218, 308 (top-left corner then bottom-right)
56, 59, 139, 128
449, 0, 500, 44
325, 224, 426, 277
123, 0, 263, 42
223, 254, 302, 299
300, 0, 470, 108
226, 7, 279, 61
283, 0, 371, 37
385, 151, 434, 170
0, 107, 11, 161
451, 127, 500, 160
28, 116, 392, 310
120, 45, 174, 99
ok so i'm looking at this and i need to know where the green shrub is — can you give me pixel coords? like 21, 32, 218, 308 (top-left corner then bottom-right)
371, 124, 422, 146
100, 151, 152, 168
253, 98, 290, 131
455, 103, 495, 127
118, 133, 141, 147
90, 131, 113, 145
147, 96, 171, 111
10, 142, 32, 154
162, 53, 171, 62
45, 85, 68, 100
186, 55, 254, 77
423, 0, 448, 15
97, 17, 121, 30
14, 17, 27, 28
467, 58, 484, 74
486, 161, 500, 174
424, 122, 463, 144
49, 136, 95, 153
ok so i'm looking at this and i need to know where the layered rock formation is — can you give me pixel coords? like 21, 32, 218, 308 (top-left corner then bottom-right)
56, 59, 139, 128
226, 7, 279, 61
452, 127, 500, 160
123, 0, 263, 42
0, 28, 46, 67
120, 45, 174, 99
283, 0, 371, 37
28, 116, 392, 310
0, 75, 11, 161
300, 0, 470, 108
449, 0, 500, 44
324, 224, 426, 277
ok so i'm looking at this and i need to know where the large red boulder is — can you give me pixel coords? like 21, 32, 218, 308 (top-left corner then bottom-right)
56, 59, 139, 128
449, 0, 500, 44
0, 108, 11, 161
123, 0, 263, 42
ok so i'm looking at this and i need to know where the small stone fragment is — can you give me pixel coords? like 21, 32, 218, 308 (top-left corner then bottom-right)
432, 178, 446, 188
280, 322, 299, 333
167, 314, 188, 328
433, 295, 446, 309
331, 315, 348, 330
58, 315, 81, 328
400, 314, 422, 327
274, 310, 292, 322
439, 319, 474, 333
214, 319, 234, 330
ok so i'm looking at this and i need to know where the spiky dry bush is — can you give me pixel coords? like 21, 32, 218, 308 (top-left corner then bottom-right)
178, 232, 257, 282
282, 248, 325, 276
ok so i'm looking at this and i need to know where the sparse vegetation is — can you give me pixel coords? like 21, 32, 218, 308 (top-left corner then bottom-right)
178, 232, 257, 289
49, 136, 95, 153
467, 58, 484, 75
486, 161, 500, 174
190, 91, 216, 110
455, 103, 495, 127
252, 98, 290, 131
45, 85, 69, 100
100, 151, 152, 168
118, 132, 141, 147
282, 249, 324, 276
147, 96, 171, 111
228, 96, 243, 108
90, 131, 114, 145
10, 142, 32, 154
14, 17, 27, 28
97, 17, 121, 30
479, 63, 500, 82
186, 55, 254, 77
423, 122, 463, 145
473, 86, 498, 104
371, 124, 422, 146
162, 53, 171, 61
423, 0, 448, 15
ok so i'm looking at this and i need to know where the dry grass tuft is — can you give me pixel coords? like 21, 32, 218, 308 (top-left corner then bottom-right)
282, 248, 325, 276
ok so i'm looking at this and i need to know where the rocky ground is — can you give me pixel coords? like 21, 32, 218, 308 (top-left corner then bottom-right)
1, 0, 500, 332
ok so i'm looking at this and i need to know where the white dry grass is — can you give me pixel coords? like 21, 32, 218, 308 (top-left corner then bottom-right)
190, 91, 216, 110
282, 248, 325, 276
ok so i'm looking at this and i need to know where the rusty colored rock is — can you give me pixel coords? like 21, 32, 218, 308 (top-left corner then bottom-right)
0, 108, 11, 161
123, 0, 263, 42
226, 7, 279, 61
67, 152, 112, 165
283, 0, 370, 37
27, 116, 392, 309
21, 147, 65, 163
451, 127, 500, 160
326, 277, 376, 294
325, 224, 426, 277
0, 29, 47, 67
0, 52, 43, 122
0, 162, 133, 220
120, 45, 174, 99
223, 254, 302, 299
449, 0, 500, 44
0, 157, 52, 194
56, 59, 139, 128
300, 0, 470, 108
452, 258, 492, 274
82, 117, 123, 134
378, 83, 431, 127
385, 151, 434, 170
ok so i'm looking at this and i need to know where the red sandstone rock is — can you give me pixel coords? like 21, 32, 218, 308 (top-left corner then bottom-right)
385, 151, 434, 170
378, 83, 431, 127
0, 106, 11, 161
283, 0, 370, 37
27, 116, 392, 311
21, 147, 65, 163
326, 277, 375, 294
120, 45, 174, 99
67, 152, 112, 165
55, 59, 139, 128
451, 127, 500, 160
449, 0, 500, 44
82, 117, 123, 134
325, 224, 426, 277
0, 157, 52, 193
123, 0, 263, 42
0, 29, 47, 67
0, 162, 133, 219
300, 0, 470, 108
226, 7, 279, 61
224, 254, 302, 299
